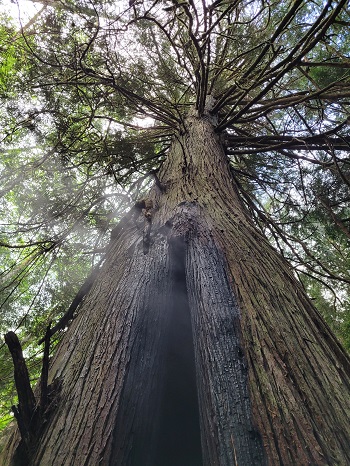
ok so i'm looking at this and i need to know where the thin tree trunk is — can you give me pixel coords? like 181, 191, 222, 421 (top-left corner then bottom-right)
2, 114, 350, 465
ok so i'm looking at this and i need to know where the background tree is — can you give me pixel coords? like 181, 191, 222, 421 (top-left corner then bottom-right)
0, 0, 350, 464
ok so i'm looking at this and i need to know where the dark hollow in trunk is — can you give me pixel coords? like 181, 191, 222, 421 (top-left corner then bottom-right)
154, 239, 203, 466
109, 238, 203, 466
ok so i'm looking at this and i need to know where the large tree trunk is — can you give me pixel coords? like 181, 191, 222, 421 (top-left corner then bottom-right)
2, 113, 350, 465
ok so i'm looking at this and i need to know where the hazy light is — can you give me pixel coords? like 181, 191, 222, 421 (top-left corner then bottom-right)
132, 116, 155, 128
0, 0, 42, 24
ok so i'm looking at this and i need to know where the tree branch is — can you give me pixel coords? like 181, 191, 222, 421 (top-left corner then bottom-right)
4, 332, 36, 445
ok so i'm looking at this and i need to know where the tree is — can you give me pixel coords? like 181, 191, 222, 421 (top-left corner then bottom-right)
1, 0, 350, 464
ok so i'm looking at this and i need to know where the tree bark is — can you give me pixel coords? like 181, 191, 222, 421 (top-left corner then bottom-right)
2, 113, 350, 465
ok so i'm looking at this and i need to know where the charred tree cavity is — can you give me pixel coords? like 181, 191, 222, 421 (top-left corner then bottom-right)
108, 239, 172, 466
155, 237, 203, 466
109, 235, 202, 466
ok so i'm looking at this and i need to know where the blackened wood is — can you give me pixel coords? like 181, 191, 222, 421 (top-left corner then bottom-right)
154, 237, 202, 466
108, 236, 172, 466
188, 236, 266, 465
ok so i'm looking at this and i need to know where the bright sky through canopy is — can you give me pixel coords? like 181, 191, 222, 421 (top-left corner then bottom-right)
1, 0, 41, 24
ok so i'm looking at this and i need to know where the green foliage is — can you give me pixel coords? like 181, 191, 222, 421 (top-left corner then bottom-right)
309, 65, 348, 88
301, 277, 350, 352
0, 14, 34, 98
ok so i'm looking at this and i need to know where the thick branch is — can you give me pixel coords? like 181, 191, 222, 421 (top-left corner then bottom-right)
40, 325, 51, 412
225, 135, 350, 154
299, 60, 350, 68
4, 332, 36, 442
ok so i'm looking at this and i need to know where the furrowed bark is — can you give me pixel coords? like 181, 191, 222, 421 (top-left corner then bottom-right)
185, 218, 266, 465
2, 112, 350, 466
